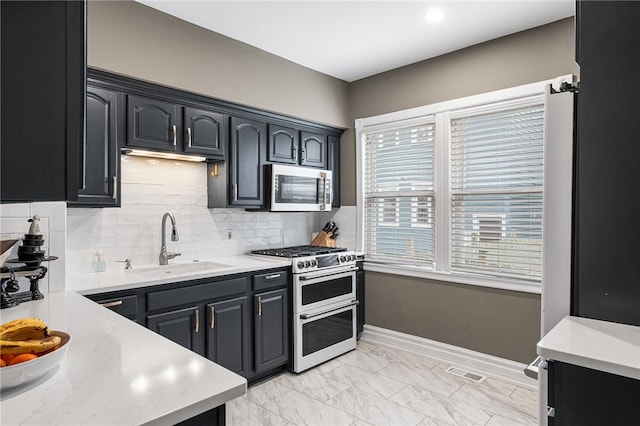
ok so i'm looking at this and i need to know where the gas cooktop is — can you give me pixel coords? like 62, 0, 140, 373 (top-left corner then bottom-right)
250, 245, 348, 258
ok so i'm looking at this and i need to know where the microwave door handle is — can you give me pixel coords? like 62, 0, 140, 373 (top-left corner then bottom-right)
321, 172, 328, 210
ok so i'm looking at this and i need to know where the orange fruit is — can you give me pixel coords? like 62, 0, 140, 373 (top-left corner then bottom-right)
0, 359, 5, 368
1, 353, 15, 364
8, 353, 38, 366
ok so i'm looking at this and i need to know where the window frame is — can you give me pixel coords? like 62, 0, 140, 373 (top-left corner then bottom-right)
355, 75, 573, 294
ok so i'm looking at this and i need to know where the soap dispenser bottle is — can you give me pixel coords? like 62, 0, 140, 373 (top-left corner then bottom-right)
92, 250, 106, 273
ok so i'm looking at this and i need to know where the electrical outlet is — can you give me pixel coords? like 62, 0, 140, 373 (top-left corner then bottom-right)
227, 229, 232, 240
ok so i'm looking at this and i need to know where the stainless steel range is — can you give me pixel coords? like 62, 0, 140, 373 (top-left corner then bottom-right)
251, 245, 358, 372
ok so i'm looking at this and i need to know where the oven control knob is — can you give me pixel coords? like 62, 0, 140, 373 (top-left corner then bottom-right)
297, 261, 305, 269
350, 254, 356, 261
310, 260, 317, 267
340, 256, 346, 262
304, 261, 311, 268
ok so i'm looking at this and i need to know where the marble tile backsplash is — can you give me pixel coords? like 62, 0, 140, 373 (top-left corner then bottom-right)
0, 202, 67, 294
67, 156, 355, 274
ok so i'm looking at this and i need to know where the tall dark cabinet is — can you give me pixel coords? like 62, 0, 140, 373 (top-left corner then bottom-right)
573, 1, 640, 326
0, 1, 85, 203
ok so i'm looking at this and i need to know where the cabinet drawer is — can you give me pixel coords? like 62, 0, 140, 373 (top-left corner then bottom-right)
94, 295, 137, 318
253, 270, 288, 292
147, 277, 248, 312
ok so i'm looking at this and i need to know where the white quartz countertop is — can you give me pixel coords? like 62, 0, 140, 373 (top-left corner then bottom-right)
0, 291, 247, 425
537, 315, 640, 380
69, 255, 291, 295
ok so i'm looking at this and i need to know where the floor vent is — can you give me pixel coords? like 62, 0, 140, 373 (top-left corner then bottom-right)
444, 366, 487, 383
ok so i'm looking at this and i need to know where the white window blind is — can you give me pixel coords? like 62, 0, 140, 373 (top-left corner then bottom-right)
363, 123, 435, 266
450, 103, 544, 280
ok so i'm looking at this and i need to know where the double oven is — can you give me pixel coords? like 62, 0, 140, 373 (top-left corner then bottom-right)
252, 246, 358, 372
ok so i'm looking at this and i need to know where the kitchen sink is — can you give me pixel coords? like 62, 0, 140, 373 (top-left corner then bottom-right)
127, 261, 232, 278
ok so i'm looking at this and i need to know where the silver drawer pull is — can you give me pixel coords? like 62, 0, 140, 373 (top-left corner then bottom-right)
265, 274, 281, 280
101, 300, 123, 308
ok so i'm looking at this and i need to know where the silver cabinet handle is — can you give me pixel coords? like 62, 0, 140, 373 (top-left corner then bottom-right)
258, 297, 262, 317
265, 274, 281, 280
301, 148, 306, 161
187, 127, 192, 148
172, 125, 177, 147
210, 306, 215, 329
233, 184, 238, 202
195, 309, 200, 333
100, 300, 123, 308
111, 176, 117, 200
292, 145, 298, 161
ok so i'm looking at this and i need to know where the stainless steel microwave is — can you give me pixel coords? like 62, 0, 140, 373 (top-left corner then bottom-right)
265, 164, 332, 212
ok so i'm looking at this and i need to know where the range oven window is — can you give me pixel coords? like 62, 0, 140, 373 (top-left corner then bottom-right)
275, 175, 322, 204
302, 275, 352, 306
302, 310, 353, 356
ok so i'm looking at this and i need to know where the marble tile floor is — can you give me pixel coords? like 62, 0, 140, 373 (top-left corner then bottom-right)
227, 340, 537, 426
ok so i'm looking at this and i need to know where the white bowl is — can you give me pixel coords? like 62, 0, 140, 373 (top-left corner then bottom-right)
0, 331, 71, 390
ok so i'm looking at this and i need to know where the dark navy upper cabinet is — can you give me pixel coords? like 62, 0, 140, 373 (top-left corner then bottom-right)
229, 117, 267, 207
127, 95, 180, 151
183, 107, 226, 157
300, 131, 327, 168
1, 0, 85, 203
71, 85, 121, 207
267, 124, 299, 164
573, 1, 640, 326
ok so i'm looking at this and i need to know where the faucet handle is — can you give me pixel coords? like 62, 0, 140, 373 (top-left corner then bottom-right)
116, 258, 133, 270
167, 252, 181, 260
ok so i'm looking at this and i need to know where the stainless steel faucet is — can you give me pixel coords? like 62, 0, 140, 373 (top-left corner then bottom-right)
159, 212, 181, 265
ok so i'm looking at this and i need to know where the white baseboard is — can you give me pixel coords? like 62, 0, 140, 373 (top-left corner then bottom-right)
361, 324, 537, 389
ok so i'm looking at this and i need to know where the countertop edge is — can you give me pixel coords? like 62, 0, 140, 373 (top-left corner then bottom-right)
537, 316, 640, 381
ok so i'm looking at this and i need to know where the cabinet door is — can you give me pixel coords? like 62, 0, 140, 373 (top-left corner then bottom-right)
147, 306, 202, 355
548, 361, 640, 425
229, 117, 266, 207
73, 86, 120, 207
127, 95, 180, 151
267, 124, 299, 164
206, 296, 250, 377
183, 107, 226, 158
254, 288, 289, 373
0, 1, 84, 203
300, 131, 327, 168
327, 135, 340, 208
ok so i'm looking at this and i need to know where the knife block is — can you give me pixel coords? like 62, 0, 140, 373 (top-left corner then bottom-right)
310, 232, 336, 247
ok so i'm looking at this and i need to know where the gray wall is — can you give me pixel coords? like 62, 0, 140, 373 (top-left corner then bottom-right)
353, 18, 577, 364
87, 1, 349, 129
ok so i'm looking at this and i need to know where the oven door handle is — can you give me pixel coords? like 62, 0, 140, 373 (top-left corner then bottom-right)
299, 300, 359, 319
298, 267, 358, 281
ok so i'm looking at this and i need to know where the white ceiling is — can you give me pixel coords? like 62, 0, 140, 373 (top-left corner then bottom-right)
136, 1, 574, 82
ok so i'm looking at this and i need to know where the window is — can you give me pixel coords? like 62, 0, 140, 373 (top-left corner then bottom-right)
356, 76, 571, 291
363, 123, 435, 265
450, 103, 544, 280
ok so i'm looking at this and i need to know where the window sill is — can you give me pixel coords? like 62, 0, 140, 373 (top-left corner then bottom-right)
363, 262, 542, 295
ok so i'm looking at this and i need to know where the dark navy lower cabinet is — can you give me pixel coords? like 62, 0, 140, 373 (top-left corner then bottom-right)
548, 360, 640, 426
254, 288, 289, 374
147, 306, 202, 355
206, 296, 251, 377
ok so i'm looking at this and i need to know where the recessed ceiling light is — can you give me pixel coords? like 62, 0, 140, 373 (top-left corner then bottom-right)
425, 7, 445, 23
